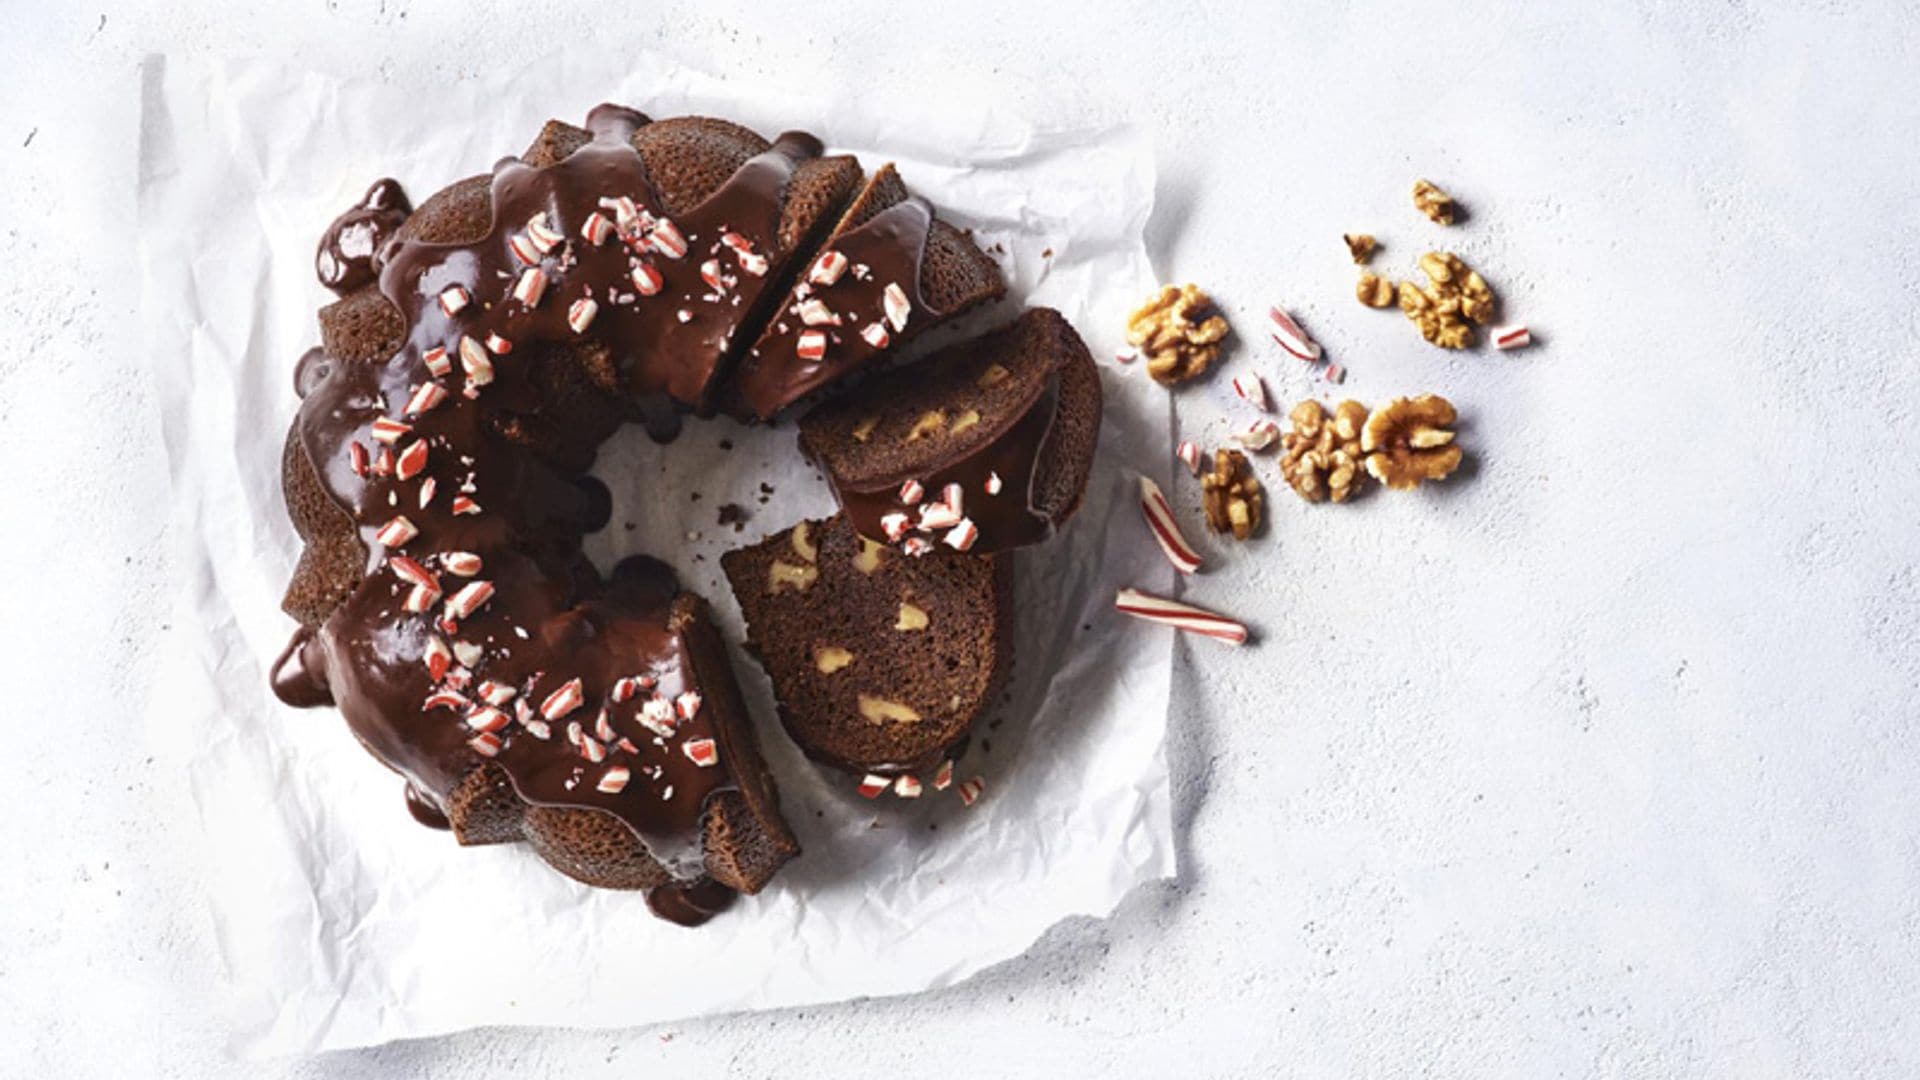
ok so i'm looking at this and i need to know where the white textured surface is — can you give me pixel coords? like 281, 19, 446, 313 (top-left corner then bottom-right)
5, 1, 1919, 1076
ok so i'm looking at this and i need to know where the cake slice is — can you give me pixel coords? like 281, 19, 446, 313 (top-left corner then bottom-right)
727, 163, 1006, 420
798, 307, 1102, 555
721, 515, 1013, 781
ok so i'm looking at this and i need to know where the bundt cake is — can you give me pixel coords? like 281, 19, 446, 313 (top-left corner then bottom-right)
720, 516, 1013, 786
272, 102, 1099, 924
728, 163, 1007, 420
797, 307, 1103, 555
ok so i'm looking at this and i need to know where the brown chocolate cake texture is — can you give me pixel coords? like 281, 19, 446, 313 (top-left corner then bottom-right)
273, 102, 1101, 924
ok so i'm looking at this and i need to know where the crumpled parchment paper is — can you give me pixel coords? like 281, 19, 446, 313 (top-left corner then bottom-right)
137, 52, 1175, 1056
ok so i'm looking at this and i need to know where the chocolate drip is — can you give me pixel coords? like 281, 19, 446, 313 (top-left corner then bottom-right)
736, 198, 935, 419
316, 179, 411, 296
279, 107, 833, 894
405, 783, 451, 830
645, 875, 736, 927
829, 378, 1061, 554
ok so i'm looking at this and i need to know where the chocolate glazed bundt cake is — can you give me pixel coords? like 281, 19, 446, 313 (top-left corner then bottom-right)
272, 100, 1099, 922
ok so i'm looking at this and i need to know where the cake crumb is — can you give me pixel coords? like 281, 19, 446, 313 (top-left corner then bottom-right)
717, 503, 749, 531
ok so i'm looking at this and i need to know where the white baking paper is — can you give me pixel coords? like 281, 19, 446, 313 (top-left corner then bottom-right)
137, 53, 1174, 1056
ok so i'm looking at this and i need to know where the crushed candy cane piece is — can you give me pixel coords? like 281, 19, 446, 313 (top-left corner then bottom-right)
1138, 476, 1203, 575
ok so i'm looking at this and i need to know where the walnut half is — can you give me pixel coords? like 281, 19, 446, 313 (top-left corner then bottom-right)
1281, 399, 1369, 503
1362, 395, 1463, 490
1399, 251, 1495, 349
1126, 284, 1230, 386
1201, 448, 1264, 539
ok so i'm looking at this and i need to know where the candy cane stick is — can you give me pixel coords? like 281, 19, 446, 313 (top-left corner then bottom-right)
1138, 476, 1203, 575
1114, 588, 1248, 645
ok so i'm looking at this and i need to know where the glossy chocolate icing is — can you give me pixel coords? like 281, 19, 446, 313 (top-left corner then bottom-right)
828, 377, 1061, 555
734, 198, 934, 419
275, 106, 835, 922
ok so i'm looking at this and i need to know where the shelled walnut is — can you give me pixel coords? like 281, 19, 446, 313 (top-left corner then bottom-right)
1343, 233, 1377, 264
1280, 399, 1370, 503
1126, 284, 1231, 385
1399, 251, 1495, 349
1362, 394, 1463, 490
1201, 448, 1264, 539
1412, 179, 1457, 225
1356, 271, 1396, 308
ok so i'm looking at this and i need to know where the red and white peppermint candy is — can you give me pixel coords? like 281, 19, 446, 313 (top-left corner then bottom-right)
580, 211, 615, 246
465, 706, 511, 734
1138, 476, 1203, 575
525, 212, 564, 253
809, 249, 848, 286
403, 582, 440, 613
450, 495, 481, 516
630, 262, 664, 296
459, 336, 493, 386
596, 765, 630, 794
511, 267, 548, 307
674, 691, 703, 721
610, 675, 643, 703
567, 297, 598, 333
1177, 440, 1202, 476
941, 483, 965, 515
1493, 324, 1532, 350
919, 502, 963, 531
1268, 306, 1322, 362
957, 775, 986, 807
422, 345, 452, 377
676, 309, 693, 324
441, 551, 482, 576
598, 195, 640, 231
422, 688, 468, 713
639, 695, 677, 737
1235, 418, 1281, 451
373, 446, 394, 477
879, 512, 913, 542
417, 477, 437, 509
484, 331, 513, 356
1232, 373, 1270, 411
451, 640, 483, 668
522, 718, 551, 740
721, 231, 753, 255
508, 232, 542, 265
737, 251, 768, 277
468, 732, 503, 758
1113, 587, 1249, 646
405, 382, 448, 417
443, 579, 496, 620
1115, 346, 1138, 364
578, 734, 607, 764
593, 706, 617, 743
944, 517, 980, 552
901, 536, 934, 557
699, 258, 726, 291
648, 218, 688, 259
540, 677, 585, 721
682, 738, 719, 767
437, 285, 469, 316
477, 680, 516, 706
390, 555, 439, 592
985, 471, 1004, 495
348, 442, 369, 477
882, 282, 911, 332
932, 759, 955, 791
422, 635, 454, 681
857, 773, 890, 799
860, 322, 890, 349
1323, 362, 1347, 384
898, 479, 926, 505
370, 417, 411, 445
893, 774, 923, 798
375, 515, 418, 548
796, 298, 835, 326
394, 439, 428, 481
795, 329, 828, 361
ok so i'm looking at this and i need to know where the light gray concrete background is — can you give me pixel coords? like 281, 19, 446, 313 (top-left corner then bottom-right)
5, 1, 1919, 1076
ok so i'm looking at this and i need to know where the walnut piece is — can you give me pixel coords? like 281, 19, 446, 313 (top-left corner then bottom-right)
768, 561, 818, 593
976, 363, 1011, 388
1399, 251, 1495, 349
853, 537, 887, 574
1412, 178, 1457, 225
1201, 448, 1264, 539
1362, 394, 1463, 490
852, 416, 879, 443
1356, 271, 1395, 308
789, 521, 818, 562
814, 646, 854, 674
949, 409, 981, 435
895, 602, 929, 631
857, 695, 922, 724
1343, 233, 1377, 264
1126, 284, 1231, 386
1280, 399, 1370, 503
907, 409, 947, 441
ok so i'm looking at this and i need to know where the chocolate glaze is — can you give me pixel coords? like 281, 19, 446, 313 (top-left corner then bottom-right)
316, 179, 411, 296
827, 377, 1061, 555
277, 106, 837, 921
734, 198, 934, 419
